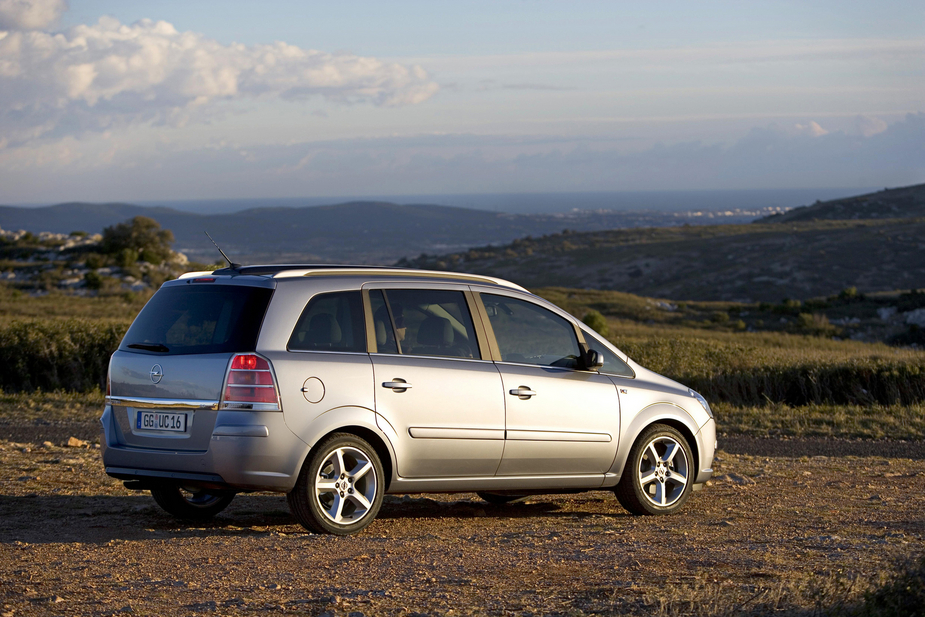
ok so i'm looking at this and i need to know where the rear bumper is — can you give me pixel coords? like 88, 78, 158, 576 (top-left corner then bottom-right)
100, 405, 309, 492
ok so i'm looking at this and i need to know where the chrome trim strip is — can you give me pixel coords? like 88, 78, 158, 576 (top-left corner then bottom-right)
106, 396, 219, 411
409, 427, 505, 440
286, 349, 369, 356
506, 429, 612, 443
369, 351, 492, 364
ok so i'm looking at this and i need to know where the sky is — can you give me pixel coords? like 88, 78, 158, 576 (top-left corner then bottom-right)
0, 0, 923, 204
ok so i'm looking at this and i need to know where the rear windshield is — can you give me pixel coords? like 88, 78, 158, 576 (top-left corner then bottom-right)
121, 284, 273, 355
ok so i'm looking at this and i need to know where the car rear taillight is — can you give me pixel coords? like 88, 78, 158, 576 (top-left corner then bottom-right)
222, 354, 280, 410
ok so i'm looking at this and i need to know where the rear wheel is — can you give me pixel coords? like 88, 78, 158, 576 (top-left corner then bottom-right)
615, 424, 694, 515
287, 433, 384, 535
150, 484, 235, 521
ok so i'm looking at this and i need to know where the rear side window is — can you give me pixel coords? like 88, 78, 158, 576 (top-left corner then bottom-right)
372, 288, 480, 359
289, 291, 366, 353
121, 285, 273, 355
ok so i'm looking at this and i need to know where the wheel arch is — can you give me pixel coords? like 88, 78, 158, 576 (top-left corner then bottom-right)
301, 424, 395, 493
329, 425, 393, 493
609, 403, 701, 484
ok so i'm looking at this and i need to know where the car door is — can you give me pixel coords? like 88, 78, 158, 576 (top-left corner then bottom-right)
367, 285, 505, 479
475, 291, 621, 477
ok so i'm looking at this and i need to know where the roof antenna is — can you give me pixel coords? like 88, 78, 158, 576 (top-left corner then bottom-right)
204, 231, 241, 271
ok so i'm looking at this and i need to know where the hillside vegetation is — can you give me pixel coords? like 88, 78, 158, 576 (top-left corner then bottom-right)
761, 183, 925, 223
2, 185, 924, 440
401, 185, 925, 302
0, 200, 766, 265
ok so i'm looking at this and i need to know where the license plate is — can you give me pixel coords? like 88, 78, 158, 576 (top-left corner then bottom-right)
136, 411, 188, 432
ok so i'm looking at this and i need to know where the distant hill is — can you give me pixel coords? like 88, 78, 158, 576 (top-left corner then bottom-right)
402, 182, 925, 302
759, 184, 925, 223
0, 200, 761, 265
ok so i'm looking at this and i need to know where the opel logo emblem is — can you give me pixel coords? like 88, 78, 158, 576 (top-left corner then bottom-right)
150, 364, 163, 384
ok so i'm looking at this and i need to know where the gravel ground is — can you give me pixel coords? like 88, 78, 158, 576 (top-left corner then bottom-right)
1, 430, 924, 616
0, 430, 925, 617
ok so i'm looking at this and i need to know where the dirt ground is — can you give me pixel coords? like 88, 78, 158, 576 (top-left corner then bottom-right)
1, 433, 924, 616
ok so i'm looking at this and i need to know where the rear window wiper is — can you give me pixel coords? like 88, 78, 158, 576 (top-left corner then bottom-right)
127, 343, 170, 353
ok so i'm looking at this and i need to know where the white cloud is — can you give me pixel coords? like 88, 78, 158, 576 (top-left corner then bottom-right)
0, 13, 438, 145
793, 121, 829, 137
0, 0, 66, 30
854, 115, 888, 137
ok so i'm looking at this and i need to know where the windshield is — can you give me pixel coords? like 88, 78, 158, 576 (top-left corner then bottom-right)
121, 284, 273, 355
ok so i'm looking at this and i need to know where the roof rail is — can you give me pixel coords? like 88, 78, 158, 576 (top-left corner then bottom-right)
273, 267, 527, 291
179, 265, 526, 291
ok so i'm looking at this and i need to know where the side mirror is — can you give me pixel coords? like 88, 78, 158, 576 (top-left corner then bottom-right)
584, 349, 604, 371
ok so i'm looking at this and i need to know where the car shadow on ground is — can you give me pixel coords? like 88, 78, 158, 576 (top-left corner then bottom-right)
0, 492, 628, 544
376, 493, 622, 521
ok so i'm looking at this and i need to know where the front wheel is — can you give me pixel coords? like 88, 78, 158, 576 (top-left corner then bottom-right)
150, 484, 235, 521
287, 433, 384, 535
615, 424, 694, 515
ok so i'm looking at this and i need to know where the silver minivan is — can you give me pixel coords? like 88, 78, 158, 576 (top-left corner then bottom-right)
102, 265, 715, 535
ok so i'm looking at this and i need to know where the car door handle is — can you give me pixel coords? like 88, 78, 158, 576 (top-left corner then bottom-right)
509, 386, 536, 398
382, 380, 412, 391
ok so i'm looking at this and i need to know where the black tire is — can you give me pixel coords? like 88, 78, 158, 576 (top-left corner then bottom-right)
477, 492, 523, 505
150, 484, 235, 521
287, 433, 385, 535
615, 424, 694, 515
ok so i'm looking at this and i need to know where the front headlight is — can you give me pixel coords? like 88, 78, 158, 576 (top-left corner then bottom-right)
689, 389, 713, 419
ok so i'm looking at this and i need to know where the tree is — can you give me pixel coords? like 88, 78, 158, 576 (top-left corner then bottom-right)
100, 216, 175, 264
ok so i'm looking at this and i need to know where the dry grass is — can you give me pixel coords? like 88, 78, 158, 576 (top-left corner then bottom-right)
642, 572, 867, 617
715, 402, 925, 440
0, 388, 104, 424
1, 284, 924, 440
0, 284, 149, 323
641, 555, 925, 617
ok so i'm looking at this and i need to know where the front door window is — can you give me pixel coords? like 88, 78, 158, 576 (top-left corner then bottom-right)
481, 294, 580, 368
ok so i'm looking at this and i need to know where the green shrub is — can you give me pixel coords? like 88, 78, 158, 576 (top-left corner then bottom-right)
582, 310, 609, 337
0, 319, 127, 392
797, 312, 840, 337
84, 253, 106, 269
101, 216, 174, 265
840, 286, 859, 300
84, 271, 103, 290
118, 247, 139, 268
